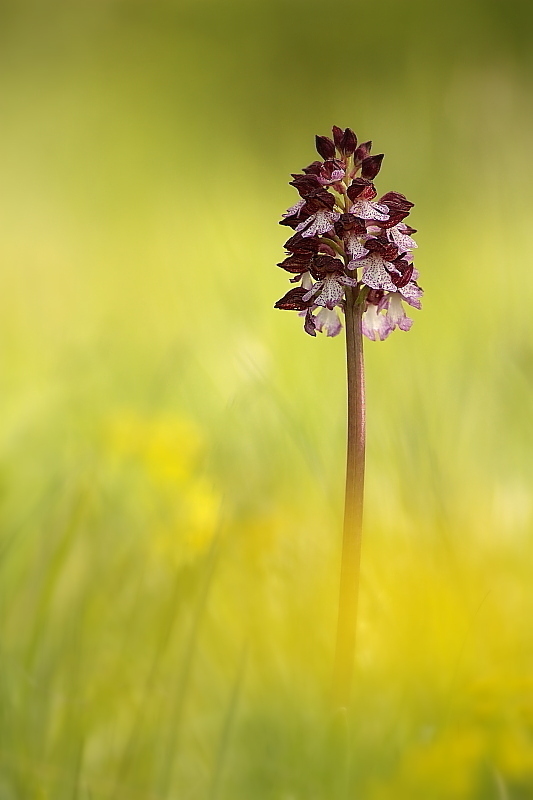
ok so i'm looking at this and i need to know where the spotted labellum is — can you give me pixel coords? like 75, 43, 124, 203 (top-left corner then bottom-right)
275, 127, 423, 340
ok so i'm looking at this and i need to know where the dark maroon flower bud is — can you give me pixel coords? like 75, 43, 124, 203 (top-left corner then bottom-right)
361, 154, 384, 180
279, 212, 306, 229
332, 126, 358, 157
334, 213, 366, 237
332, 125, 344, 150
277, 253, 314, 274
341, 128, 357, 156
372, 190, 414, 228
302, 191, 336, 215
373, 209, 410, 229
274, 286, 312, 311
315, 135, 336, 160
284, 232, 321, 254
317, 242, 338, 258
354, 141, 372, 163
302, 161, 323, 175
347, 178, 373, 201
379, 191, 414, 211
289, 174, 323, 198
312, 254, 344, 278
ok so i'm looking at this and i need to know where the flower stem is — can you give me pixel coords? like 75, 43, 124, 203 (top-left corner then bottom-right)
332, 285, 366, 709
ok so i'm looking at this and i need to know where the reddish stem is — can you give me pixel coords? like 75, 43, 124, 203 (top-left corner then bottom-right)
332, 285, 366, 709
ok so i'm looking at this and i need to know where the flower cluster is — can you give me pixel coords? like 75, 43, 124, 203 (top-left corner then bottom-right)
274, 127, 423, 340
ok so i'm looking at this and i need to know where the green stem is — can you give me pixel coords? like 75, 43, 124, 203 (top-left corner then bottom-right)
332, 286, 366, 709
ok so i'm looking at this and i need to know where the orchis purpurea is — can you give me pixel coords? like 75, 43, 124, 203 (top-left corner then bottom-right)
274, 128, 423, 711
275, 129, 422, 341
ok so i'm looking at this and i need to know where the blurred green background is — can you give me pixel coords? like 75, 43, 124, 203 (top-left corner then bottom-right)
0, 0, 533, 797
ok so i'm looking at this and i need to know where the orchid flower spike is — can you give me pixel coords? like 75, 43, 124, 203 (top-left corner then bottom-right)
275, 127, 423, 340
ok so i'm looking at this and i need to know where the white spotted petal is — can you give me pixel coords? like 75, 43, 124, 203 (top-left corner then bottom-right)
345, 234, 369, 266
296, 209, 340, 237
399, 281, 423, 309
303, 273, 357, 310
282, 198, 306, 218
389, 223, 417, 252
349, 200, 389, 221
358, 253, 398, 292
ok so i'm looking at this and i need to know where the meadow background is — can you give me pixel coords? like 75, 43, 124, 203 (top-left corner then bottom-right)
0, 0, 533, 798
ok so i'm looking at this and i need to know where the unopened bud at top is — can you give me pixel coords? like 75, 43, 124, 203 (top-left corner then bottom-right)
315, 135, 336, 160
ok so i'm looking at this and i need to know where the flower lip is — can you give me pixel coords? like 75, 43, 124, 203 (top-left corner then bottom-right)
385, 293, 413, 332
315, 307, 343, 337
388, 223, 418, 252
296, 208, 340, 238
281, 198, 306, 220
399, 280, 423, 309
361, 302, 392, 341
358, 253, 399, 292
303, 272, 358, 310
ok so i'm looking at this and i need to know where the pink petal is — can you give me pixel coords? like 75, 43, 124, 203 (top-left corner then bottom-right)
315, 308, 343, 337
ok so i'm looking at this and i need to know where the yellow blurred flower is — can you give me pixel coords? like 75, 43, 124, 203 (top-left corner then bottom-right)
369, 727, 486, 800
106, 412, 203, 483
104, 411, 220, 566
